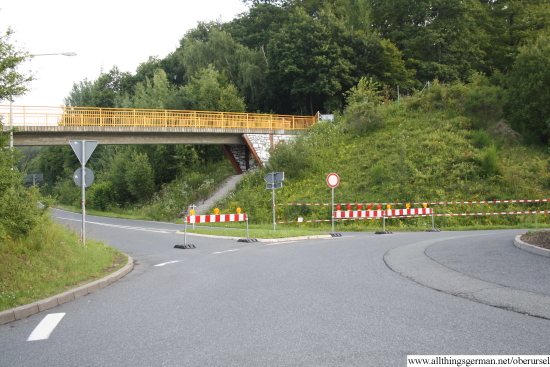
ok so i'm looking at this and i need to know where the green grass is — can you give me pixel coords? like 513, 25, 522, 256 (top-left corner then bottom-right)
214, 84, 550, 229
0, 217, 126, 312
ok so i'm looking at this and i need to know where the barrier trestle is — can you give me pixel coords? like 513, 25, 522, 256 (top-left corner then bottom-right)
176, 213, 252, 249
187, 214, 247, 224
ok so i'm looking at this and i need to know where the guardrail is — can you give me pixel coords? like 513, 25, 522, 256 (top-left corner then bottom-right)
0, 106, 318, 130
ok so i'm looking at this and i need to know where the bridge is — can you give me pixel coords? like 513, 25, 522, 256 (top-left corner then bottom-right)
1, 105, 319, 173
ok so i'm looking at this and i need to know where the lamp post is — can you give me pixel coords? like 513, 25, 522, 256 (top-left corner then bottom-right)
9, 52, 77, 149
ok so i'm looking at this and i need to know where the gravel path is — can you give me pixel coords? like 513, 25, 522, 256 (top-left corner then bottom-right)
192, 174, 245, 215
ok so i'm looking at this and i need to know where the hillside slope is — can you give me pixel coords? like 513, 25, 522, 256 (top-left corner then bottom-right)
218, 83, 550, 229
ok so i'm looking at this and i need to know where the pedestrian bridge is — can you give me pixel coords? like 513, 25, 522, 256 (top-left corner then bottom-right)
1, 105, 318, 146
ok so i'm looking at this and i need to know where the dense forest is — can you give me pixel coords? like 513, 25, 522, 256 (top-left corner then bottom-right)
19, 0, 550, 219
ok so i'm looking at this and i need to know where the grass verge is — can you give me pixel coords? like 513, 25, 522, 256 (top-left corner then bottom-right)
0, 218, 126, 312
54, 204, 153, 222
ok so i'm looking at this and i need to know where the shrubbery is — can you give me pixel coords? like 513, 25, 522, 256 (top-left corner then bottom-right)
0, 121, 48, 240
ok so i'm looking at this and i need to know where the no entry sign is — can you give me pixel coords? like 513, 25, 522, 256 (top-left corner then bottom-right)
326, 173, 340, 188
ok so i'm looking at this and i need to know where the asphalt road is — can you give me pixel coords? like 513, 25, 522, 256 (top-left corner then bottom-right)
0, 210, 548, 366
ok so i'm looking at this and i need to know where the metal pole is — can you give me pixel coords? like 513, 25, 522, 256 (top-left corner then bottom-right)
246, 217, 249, 239
184, 220, 187, 246
81, 140, 86, 245
383, 213, 386, 232
432, 211, 435, 230
272, 186, 276, 231
9, 99, 13, 149
331, 187, 335, 233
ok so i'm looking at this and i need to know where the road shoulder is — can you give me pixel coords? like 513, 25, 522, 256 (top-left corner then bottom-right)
0, 255, 134, 325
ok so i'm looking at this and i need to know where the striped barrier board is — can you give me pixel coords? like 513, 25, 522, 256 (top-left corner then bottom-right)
334, 210, 385, 219
386, 208, 432, 216
187, 214, 247, 224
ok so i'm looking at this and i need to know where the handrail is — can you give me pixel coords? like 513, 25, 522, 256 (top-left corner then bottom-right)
0, 106, 318, 130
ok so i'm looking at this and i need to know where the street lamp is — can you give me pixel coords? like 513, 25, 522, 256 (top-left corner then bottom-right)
31, 52, 77, 57
9, 52, 77, 149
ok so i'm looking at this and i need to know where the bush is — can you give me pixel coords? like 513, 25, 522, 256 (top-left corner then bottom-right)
481, 144, 500, 177
343, 103, 385, 135
87, 181, 119, 211
266, 137, 315, 177
471, 130, 492, 149
463, 85, 507, 129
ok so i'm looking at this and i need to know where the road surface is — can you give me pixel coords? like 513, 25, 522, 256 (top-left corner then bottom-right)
0, 210, 548, 366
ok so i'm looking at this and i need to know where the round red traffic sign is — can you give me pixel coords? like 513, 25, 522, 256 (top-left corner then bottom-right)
326, 173, 340, 188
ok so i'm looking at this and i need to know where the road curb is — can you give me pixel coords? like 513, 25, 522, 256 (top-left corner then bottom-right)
0, 254, 134, 325
384, 235, 550, 320
514, 235, 550, 257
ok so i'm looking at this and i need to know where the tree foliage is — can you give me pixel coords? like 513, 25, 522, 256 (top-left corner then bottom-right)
506, 35, 550, 144
0, 120, 46, 239
0, 27, 33, 102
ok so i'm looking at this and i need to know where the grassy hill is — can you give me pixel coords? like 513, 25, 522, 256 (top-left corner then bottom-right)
217, 81, 550, 230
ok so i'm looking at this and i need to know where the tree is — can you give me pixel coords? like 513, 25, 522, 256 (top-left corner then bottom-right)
267, 8, 355, 114
64, 66, 133, 107
126, 151, 156, 200
505, 35, 550, 144
0, 27, 33, 102
184, 66, 246, 112
181, 27, 266, 110
370, 0, 490, 82
0, 120, 45, 239
482, 0, 550, 73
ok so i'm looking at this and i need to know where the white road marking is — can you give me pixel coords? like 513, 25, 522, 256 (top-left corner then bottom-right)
265, 241, 296, 246
154, 260, 183, 267
57, 217, 170, 233
212, 249, 240, 254
27, 313, 65, 341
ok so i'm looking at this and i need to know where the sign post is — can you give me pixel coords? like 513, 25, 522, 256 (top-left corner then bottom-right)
326, 173, 340, 234
264, 172, 284, 231
70, 140, 98, 245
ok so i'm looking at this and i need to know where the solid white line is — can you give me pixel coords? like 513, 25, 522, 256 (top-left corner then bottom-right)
27, 313, 65, 341
265, 241, 296, 246
212, 249, 240, 254
154, 260, 183, 267
57, 217, 169, 233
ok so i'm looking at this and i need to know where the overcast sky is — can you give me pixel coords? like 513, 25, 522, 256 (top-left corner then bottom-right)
1, 0, 249, 107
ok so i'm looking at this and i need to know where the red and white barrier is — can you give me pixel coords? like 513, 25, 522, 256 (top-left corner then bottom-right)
334, 210, 385, 219
278, 199, 550, 206
187, 214, 247, 224
436, 211, 550, 217
386, 208, 432, 217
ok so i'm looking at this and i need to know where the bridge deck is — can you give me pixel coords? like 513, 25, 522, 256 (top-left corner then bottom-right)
1, 106, 317, 130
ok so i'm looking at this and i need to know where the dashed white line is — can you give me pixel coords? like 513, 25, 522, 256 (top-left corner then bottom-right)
27, 313, 65, 341
154, 260, 183, 267
212, 249, 240, 254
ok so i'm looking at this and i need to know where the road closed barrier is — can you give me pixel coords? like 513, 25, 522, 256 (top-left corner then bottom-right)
187, 214, 247, 224
176, 213, 254, 249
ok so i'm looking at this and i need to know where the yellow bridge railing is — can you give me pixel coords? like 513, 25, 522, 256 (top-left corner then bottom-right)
1, 106, 318, 130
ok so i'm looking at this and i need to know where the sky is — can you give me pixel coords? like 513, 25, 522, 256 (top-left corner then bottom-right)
1, 0, 249, 107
